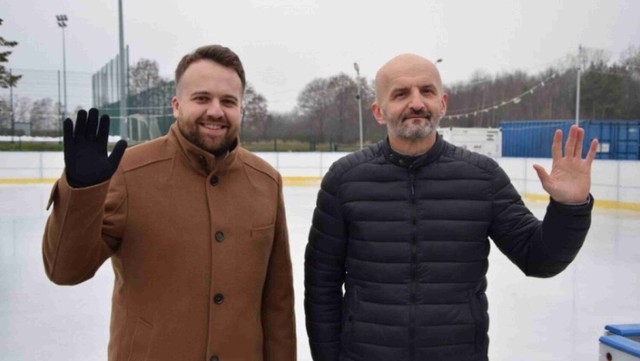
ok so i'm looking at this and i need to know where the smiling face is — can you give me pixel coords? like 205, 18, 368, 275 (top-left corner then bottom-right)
171, 59, 243, 155
372, 54, 448, 155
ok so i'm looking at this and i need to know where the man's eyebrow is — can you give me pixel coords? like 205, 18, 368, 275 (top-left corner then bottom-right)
390, 83, 437, 92
189, 90, 211, 97
390, 86, 409, 94
188, 90, 240, 101
421, 84, 438, 92
221, 94, 240, 102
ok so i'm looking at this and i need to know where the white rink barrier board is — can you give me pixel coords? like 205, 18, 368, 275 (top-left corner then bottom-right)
1, 151, 640, 210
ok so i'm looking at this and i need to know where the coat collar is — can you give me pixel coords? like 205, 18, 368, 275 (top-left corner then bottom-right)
169, 122, 238, 176
381, 131, 446, 169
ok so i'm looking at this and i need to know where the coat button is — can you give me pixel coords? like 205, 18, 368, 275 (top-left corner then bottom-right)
210, 356, 219, 361
214, 293, 225, 304
214, 231, 225, 242
210, 176, 219, 186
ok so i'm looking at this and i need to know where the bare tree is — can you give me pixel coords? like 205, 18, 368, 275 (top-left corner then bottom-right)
242, 84, 270, 140
29, 98, 56, 130
325, 73, 359, 143
0, 96, 10, 130
297, 78, 331, 143
129, 59, 162, 96
13, 96, 32, 124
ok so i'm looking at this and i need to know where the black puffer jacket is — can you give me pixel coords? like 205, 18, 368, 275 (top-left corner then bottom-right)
304, 135, 593, 361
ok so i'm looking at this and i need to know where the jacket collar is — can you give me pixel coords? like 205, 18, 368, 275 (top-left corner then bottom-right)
169, 122, 238, 176
381, 131, 446, 169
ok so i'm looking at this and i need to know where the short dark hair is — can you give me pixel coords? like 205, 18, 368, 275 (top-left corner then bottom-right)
174, 45, 246, 91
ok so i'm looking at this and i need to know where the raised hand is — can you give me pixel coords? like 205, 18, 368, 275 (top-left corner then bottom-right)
63, 108, 128, 188
532, 125, 598, 204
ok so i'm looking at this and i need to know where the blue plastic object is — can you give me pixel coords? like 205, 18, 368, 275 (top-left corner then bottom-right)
606, 324, 640, 337
599, 335, 640, 357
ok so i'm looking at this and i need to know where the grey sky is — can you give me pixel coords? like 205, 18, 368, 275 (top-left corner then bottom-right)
2, 0, 639, 112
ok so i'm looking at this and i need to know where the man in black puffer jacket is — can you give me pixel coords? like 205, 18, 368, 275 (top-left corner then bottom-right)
304, 53, 598, 361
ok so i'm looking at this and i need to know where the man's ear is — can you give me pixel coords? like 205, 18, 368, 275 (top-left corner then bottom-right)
171, 96, 180, 119
371, 102, 386, 125
440, 93, 448, 116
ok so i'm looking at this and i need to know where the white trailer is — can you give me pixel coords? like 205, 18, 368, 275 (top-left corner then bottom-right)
438, 127, 502, 158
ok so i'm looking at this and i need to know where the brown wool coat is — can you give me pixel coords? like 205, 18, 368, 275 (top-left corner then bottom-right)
43, 123, 296, 361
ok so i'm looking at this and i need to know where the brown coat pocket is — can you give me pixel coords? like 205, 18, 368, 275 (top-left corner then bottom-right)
128, 318, 153, 361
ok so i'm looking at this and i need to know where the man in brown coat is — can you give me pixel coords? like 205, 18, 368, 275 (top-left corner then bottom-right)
42, 45, 296, 361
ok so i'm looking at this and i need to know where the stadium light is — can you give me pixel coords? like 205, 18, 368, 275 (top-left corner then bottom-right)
354, 62, 363, 150
576, 45, 582, 125
56, 15, 68, 120
118, 0, 128, 140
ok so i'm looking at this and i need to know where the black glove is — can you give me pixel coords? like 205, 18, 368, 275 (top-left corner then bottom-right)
63, 108, 128, 188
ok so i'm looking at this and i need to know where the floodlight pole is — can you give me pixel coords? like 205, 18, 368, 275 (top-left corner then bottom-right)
354, 62, 363, 150
118, 0, 128, 140
56, 15, 68, 121
9, 69, 14, 143
575, 45, 582, 125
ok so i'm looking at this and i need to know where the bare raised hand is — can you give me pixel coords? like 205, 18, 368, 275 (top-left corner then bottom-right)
532, 125, 598, 204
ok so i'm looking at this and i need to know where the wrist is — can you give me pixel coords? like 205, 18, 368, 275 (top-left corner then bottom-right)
558, 194, 592, 206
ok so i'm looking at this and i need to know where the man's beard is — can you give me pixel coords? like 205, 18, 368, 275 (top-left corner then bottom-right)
188, 128, 233, 156
390, 109, 439, 140
180, 116, 236, 156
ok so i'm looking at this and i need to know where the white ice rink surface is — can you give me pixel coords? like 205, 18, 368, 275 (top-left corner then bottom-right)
1, 184, 639, 361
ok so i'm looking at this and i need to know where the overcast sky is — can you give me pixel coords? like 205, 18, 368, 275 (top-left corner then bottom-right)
2, 0, 639, 112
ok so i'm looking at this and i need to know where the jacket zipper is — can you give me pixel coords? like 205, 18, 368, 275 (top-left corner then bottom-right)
409, 169, 417, 361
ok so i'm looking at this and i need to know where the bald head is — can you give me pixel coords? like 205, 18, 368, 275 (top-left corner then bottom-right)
375, 54, 443, 102
370, 53, 448, 155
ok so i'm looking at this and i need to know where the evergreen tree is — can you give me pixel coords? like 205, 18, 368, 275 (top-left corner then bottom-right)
0, 19, 21, 88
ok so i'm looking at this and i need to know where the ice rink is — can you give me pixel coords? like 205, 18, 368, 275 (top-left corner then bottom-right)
1, 183, 639, 360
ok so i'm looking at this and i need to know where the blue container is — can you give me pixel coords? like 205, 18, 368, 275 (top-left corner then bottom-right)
500, 120, 571, 158
500, 120, 640, 160
584, 120, 640, 160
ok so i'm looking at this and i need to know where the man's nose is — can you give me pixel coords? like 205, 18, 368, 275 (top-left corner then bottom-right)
206, 99, 224, 119
408, 90, 425, 111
